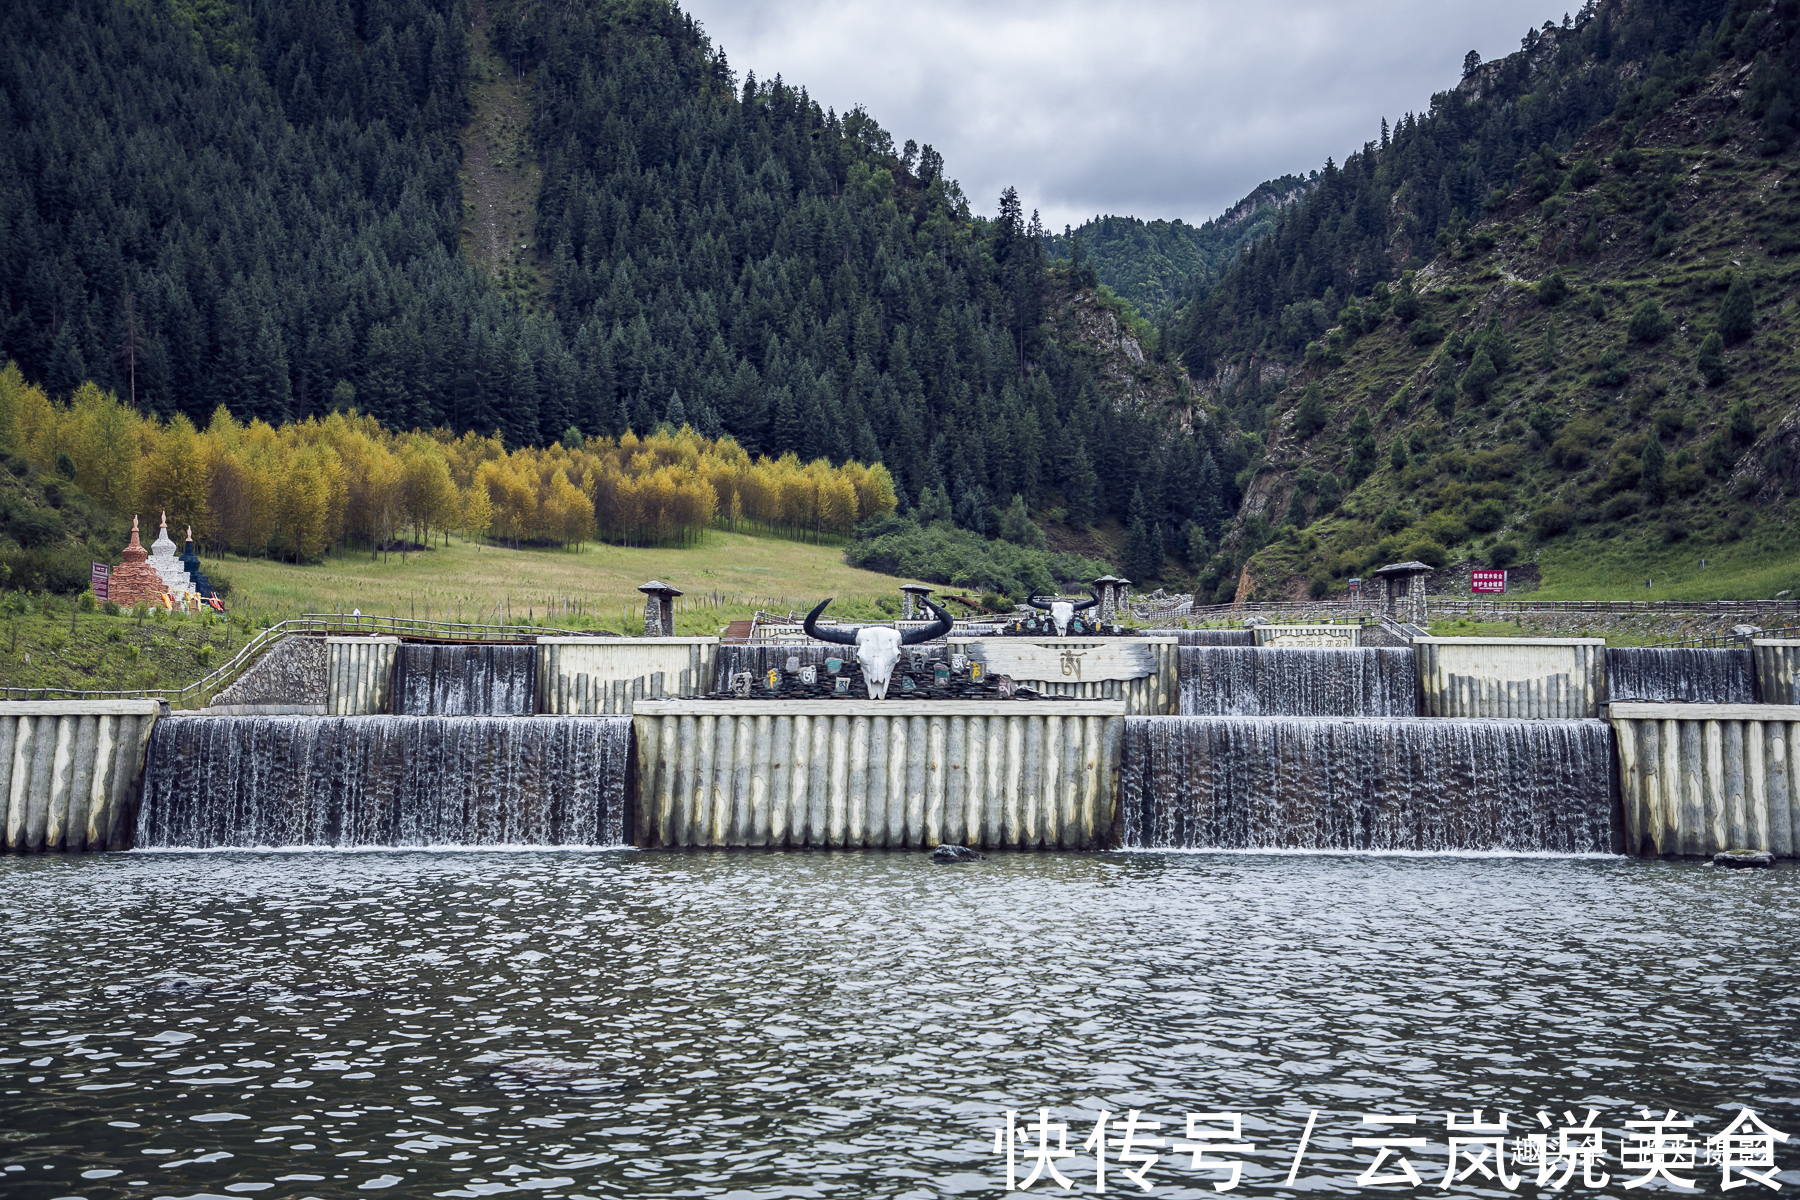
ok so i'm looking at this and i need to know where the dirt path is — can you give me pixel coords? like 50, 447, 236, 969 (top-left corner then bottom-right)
459, 0, 546, 305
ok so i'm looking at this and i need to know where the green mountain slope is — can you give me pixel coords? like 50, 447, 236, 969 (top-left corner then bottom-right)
1041, 175, 1311, 323
1224, 14, 1800, 602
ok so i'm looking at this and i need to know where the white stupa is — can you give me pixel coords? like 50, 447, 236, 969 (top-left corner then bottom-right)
146, 512, 191, 598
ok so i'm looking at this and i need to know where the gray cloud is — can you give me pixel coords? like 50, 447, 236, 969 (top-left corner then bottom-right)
678, 0, 1571, 229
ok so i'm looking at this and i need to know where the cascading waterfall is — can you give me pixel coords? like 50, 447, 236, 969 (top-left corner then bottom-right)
1178, 647, 1418, 716
137, 716, 632, 848
1604, 648, 1755, 704
392, 644, 538, 715
1141, 629, 1255, 646
1118, 716, 1618, 853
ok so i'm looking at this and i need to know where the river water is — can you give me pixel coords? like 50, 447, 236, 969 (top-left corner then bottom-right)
1, 850, 1795, 1198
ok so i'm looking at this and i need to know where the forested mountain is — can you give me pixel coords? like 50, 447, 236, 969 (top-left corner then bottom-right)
1181, 0, 1800, 602
1170, 0, 1752, 424
1041, 175, 1310, 324
0, 0, 1242, 572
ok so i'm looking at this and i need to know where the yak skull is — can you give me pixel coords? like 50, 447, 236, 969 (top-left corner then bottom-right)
804, 597, 953, 698
1027, 590, 1100, 637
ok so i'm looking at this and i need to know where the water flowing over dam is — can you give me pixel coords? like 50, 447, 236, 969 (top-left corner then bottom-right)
137, 715, 632, 849
28, 624, 1800, 860
1603, 647, 1756, 704
1118, 716, 1619, 853
1141, 628, 1255, 646
1177, 647, 1417, 717
392, 644, 538, 715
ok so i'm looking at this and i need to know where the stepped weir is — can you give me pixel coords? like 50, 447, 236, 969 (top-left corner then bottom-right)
12, 615, 1800, 859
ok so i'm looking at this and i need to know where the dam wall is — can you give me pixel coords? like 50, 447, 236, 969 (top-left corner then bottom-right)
946, 638, 1177, 715
2, 701, 162, 852
631, 699, 1123, 850
1414, 637, 1606, 718
326, 636, 399, 715
1609, 702, 1800, 858
1752, 640, 1800, 705
536, 638, 718, 714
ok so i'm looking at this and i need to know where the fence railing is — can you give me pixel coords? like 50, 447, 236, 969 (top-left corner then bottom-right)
1649, 624, 1800, 649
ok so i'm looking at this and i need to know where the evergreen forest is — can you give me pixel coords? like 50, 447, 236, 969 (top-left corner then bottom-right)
0, 0, 1239, 580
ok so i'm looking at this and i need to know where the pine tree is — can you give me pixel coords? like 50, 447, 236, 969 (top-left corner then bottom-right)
1697, 331, 1726, 386
1641, 434, 1666, 503
664, 390, 687, 427
1124, 486, 1155, 580
1194, 450, 1221, 537
1719, 274, 1755, 344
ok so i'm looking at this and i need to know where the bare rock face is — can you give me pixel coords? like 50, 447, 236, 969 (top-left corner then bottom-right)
1713, 849, 1775, 869
211, 636, 328, 707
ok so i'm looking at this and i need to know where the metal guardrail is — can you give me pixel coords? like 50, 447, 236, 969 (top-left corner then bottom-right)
0, 612, 604, 709
1649, 624, 1800, 650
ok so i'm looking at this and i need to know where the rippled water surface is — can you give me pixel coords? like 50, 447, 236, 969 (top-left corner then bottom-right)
1, 850, 1796, 1198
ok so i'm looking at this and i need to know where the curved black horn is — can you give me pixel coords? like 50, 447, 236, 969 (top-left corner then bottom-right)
900, 599, 953, 646
802, 598, 859, 646
1026, 595, 1053, 611
1072, 588, 1100, 612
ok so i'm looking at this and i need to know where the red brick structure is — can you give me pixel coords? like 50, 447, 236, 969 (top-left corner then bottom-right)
107, 515, 169, 608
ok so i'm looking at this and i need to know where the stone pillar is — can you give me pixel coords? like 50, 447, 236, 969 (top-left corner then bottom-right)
900, 584, 933, 620
637, 580, 682, 637
1371, 561, 1432, 627
1112, 576, 1132, 618
1091, 575, 1119, 623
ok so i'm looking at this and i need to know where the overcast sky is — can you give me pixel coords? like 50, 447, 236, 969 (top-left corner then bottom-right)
677, 0, 1572, 231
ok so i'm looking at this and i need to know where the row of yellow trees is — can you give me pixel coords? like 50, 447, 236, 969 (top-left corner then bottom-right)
0, 363, 897, 559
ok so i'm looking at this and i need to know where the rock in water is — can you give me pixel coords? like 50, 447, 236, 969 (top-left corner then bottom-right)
1714, 849, 1776, 869
931, 844, 982, 863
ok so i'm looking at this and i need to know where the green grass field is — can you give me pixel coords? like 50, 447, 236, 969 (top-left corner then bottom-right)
2, 531, 939, 694
215, 530, 934, 634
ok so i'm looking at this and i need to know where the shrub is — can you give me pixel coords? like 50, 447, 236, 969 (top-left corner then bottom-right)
1602, 492, 1643, 520
1466, 446, 1522, 480
0, 548, 89, 593
7, 506, 64, 548
1594, 346, 1628, 387
1488, 541, 1521, 568
1729, 399, 1758, 446
1536, 272, 1569, 305
1602, 455, 1642, 495
1416, 512, 1466, 545
1401, 539, 1448, 568
1568, 155, 1602, 189
1627, 300, 1673, 343
847, 515, 1110, 600
1392, 288, 1421, 324
1532, 502, 1577, 537
1308, 573, 1330, 600
1465, 499, 1507, 532
1409, 320, 1444, 347
1376, 505, 1408, 533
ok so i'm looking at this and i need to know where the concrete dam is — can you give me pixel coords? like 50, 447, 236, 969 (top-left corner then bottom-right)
7, 629, 1800, 859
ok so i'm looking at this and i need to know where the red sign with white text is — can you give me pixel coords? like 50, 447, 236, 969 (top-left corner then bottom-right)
1471, 569, 1506, 594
